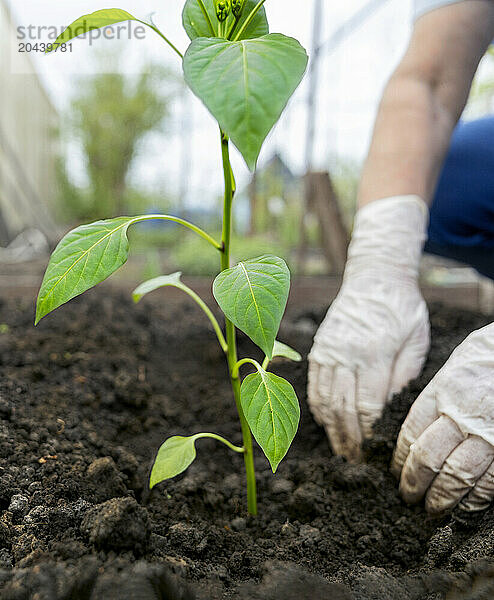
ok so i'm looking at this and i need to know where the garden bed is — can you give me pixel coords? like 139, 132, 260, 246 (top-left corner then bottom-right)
1, 288, 494, 599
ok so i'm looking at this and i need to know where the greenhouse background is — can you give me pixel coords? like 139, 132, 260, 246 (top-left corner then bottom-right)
0, 0, 58, 246
0, 0, 494, 305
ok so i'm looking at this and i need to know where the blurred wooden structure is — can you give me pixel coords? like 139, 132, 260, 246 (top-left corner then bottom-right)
297, 171, 349, 274
0, 0, 58, 245
298, 0, 349, 275
2, 262, 492, 318
247, 154, 298, 237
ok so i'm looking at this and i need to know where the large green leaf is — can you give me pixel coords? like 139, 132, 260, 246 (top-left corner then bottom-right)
213, 255, 290, 359
36, 217, 135, 324
150, 436, 199, 488
182, 0, 268, 41
241, 370, 300, 472
183, 34, 308, 170
36, 215, 218, 324
46, 9, 139, 52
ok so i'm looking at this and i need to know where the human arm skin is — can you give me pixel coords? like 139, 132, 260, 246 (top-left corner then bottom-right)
359, 0, 494, 208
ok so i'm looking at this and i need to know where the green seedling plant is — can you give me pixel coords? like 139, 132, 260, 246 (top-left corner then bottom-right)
36, 0, 308, 516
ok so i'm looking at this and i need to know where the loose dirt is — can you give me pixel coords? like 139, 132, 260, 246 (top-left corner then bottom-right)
1, 289, 493, 599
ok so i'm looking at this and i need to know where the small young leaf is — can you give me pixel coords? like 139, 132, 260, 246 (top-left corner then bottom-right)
182, 0, 268, 41
132, 273, 184, 303
46, 9, 139, 52
150, 433, 243, 488
150, 436, 198, 488
241, 370, 300, 473
183, 34, 308, 170
213, 255, 290, 359
272, 341, 302, 363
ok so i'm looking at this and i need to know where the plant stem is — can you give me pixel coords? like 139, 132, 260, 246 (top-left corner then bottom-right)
232, 0, 267, 41
232, 357, 263, 379
134, 276, 228, 352
226, 14, 241, 40
139, 22, 184, 59
133, 214, 222, 250
175, 285, 229, 353
219, 129, 258, 516
194, 433, 245, 453
197, 0, 216, 37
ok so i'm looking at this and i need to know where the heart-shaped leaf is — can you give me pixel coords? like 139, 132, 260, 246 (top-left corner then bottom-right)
241, 370, 300, 472
213, 255, 290, 358
150, 435, 199, 488
46, 9, 139, 52
272, 341, 302, 363
182, 0, 268, 41
183, 34, 308, 170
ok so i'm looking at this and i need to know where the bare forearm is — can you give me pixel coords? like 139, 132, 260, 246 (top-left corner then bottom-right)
358, 74, 455, 207
358, 1, 494, 209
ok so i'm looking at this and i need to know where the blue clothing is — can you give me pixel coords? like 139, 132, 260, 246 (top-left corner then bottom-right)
426, 116, 494, 279
409, 0, 494, 276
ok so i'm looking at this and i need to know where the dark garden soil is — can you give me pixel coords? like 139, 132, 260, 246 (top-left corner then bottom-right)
1, 287, 494, 600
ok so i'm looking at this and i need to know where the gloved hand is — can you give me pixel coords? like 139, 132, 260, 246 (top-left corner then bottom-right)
308, 196, 430, 461
392, 323, 494, 514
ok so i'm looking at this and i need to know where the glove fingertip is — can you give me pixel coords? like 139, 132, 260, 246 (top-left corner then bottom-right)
390, 453, 404, 480
329, 432, 362, 464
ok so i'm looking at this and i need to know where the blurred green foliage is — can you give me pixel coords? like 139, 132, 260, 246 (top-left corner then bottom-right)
55, 54, 360, 278
247, 155, 303, 244
331, 157, 359, 231
168, 231, 289, 276
57, 57, 178, 222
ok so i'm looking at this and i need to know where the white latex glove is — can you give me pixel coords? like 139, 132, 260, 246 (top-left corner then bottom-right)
308, 196, 430, 461
392, 323, 494, 514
